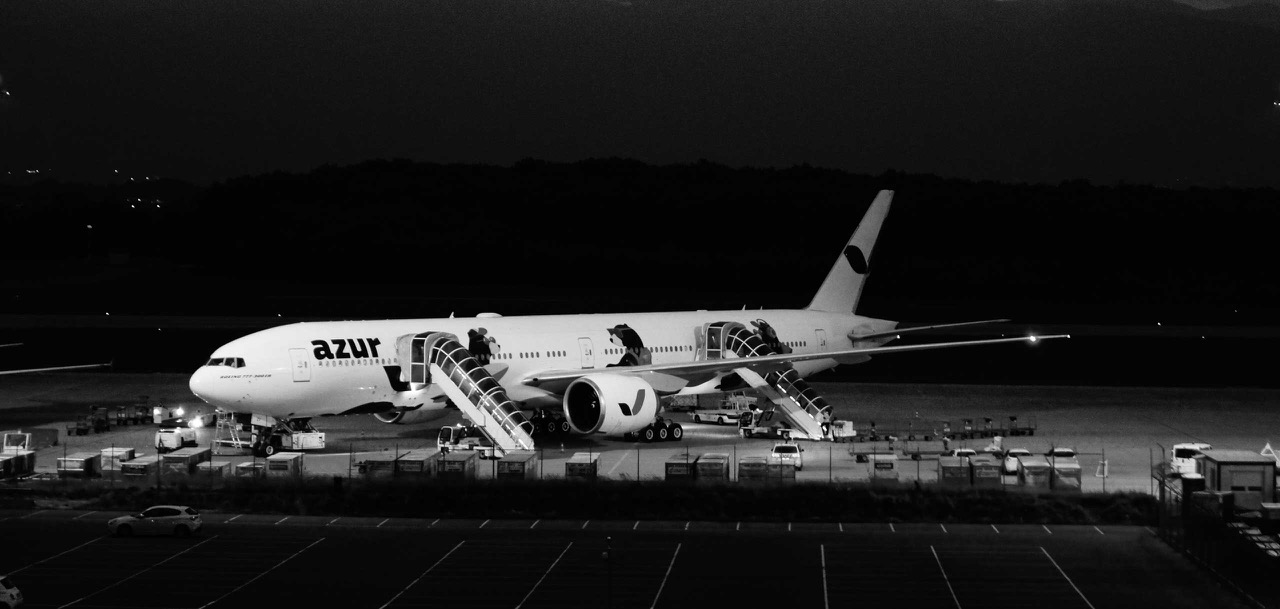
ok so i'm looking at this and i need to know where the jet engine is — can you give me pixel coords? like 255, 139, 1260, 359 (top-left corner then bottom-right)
562, 374, 658, 435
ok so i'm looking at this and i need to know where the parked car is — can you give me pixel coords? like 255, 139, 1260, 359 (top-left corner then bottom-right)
1002, 448, 1032, 474
769, 442, 804, 471
944, 448, 977, 462
154, 427, 197, 453
1045, 447, 1077, 460
108, 505, 203, 537
0, 575, 21, 608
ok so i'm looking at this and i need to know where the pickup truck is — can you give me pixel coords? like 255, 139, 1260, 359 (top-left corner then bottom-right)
769, 442, 804, 471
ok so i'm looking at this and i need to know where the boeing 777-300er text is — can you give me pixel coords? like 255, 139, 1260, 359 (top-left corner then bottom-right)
189, 191, 1067, 456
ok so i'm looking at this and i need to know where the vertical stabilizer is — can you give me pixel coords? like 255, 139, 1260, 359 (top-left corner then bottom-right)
805, 190, 893, 313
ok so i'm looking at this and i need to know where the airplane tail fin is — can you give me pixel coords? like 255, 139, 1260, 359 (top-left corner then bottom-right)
805, 190, 893, 314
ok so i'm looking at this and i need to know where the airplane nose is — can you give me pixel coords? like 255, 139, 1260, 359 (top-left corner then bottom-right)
189, 367, 218, 405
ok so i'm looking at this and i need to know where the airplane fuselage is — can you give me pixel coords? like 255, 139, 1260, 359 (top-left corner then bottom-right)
188, 308, 893, 421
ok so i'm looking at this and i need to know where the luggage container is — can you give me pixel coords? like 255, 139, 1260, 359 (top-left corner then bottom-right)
235, 461, 265, 477
1017, 455, 1052, 489
120, 455, 162, 477
163, 447, 212, 474
100, 447, 136, 473
265, 452, 303, 478
361, 454, 402, 478
197, 460, 232, 477
1050, 457, 1082, 491
938, 456, 970, 489
57, 452, 101, 478
970, 454, 1003, 489
396, 449, 442, 477
695, 453, 730, 482
665, 453, 695, 482
4, 451, 36, 477
437, 451, 478, 480
496, 451, 537, 480
737, 456, 768, 482
764, 462, 796, 483
0, 454, 13, 479
566, 452, 598, 481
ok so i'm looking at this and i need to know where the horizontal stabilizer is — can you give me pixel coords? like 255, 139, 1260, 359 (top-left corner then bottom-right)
851, 319, 1011, 341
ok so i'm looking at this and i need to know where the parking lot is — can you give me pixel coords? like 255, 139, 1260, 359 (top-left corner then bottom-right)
0, 509, 1250, 609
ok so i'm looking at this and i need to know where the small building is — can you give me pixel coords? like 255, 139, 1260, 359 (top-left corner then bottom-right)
1197, 449, 1277, 511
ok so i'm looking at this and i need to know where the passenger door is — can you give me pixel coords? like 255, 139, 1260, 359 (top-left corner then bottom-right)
289, 348, 311, 382
814, 329, 827, 351
577, 338, 595, 369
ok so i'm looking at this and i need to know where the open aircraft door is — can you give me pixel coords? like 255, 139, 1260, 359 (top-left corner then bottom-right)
288, 348, 311, 382
578, 338, 595, 369
814, 329, 827, 351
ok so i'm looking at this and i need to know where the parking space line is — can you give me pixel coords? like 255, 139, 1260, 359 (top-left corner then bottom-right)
1093, 526, 1105, 535
940, 524, 948, 534
198, 538, 323, 609
225, 514, 242, 524
430, 518, 439, 527
581, 520, 590, 529
378, 540, 465, 609
684, 521, 689, 531
12, 536, 103, 575
890, 523, 895, 533
73, 511, 97, 520
930, 545, 962, 609
20, 510, 46, 519
61, 535, 218, 608
820, 545, 830, 609
649, 543, 682, 609
531, 520, 540, 530
326, 518, 340, 526
838, 523, 843, 533
377, 518, 389, 528
991, 524, 1000, 534
1040, 547, 1097, 609
1145, 526, 1155, 535
275, 516, 290, 525
1043, 525, 1053, 535
633, 521, 640, 530
736, 522, 740, 531
514, 542, 572, 609
788, 522, 792, 532
480, 519, 489, 529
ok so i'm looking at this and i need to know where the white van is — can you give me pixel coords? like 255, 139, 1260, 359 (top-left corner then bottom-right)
0, 574, 23, 608
155, 427, 197, 453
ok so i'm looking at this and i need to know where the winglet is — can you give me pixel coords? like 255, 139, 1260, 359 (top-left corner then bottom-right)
806, 190, 893, 313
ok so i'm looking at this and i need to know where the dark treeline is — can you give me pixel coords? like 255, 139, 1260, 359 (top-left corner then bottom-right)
2, 159, 1279, 325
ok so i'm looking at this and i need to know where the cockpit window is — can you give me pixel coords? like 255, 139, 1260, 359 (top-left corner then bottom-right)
206, 357, 246, 368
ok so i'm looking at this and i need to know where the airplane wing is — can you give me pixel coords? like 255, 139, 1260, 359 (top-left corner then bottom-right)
0, 362, 113, 376
0, 343, 22, 348
522, 334, 1069, 391
850, 319, 1011, 341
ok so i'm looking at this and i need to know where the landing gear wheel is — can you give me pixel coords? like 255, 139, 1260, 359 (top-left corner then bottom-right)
669, 424, 683, 441
642, 427, 656, 443
657, 426, 669, 441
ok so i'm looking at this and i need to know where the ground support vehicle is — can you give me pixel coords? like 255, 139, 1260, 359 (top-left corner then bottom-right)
1169, 442, 1213, 477
108, 505, 203, 537
252, 417, 325, 457
692, 394, 756, 425
769, 442, 804, 471
438, 424, 499, 459
1001, 416, 1037, 437
155, 427, 197, 453
739, 409, 796, 440
89, 407, 111, 433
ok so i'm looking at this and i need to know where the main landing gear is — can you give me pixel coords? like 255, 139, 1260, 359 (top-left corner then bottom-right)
623, 416, 684, 443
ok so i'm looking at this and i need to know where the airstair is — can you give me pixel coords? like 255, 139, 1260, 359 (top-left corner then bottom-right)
214, 410, 249, 452
701, 321, 830, 440
396, 332, 535, 457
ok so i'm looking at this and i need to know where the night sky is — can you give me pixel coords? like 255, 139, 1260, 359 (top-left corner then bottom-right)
2, 0, 1279, 187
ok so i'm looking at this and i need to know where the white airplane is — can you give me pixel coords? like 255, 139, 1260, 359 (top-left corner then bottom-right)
188, 190, 1067, 452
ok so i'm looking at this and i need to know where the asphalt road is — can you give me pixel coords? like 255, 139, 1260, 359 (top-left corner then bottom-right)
0, 509, 1251, 609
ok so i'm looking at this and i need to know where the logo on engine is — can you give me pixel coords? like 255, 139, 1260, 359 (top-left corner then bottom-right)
312, 338, 382, 360
619, 389, 646, 417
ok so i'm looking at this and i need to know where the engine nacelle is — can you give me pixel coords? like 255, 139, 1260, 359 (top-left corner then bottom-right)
563, 374, 658, 435
373, 407, 447, 425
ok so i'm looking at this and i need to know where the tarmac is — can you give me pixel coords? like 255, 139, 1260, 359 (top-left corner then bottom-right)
5, 373, 1280, 492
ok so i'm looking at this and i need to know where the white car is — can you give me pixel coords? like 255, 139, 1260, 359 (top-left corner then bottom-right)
0, 575, 21, 608
155, 427, 197, 453
1002, 448, 1031, 474
108, 505, 203, 537
769, 442, 804, 471
1046, 447, 1076, 460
